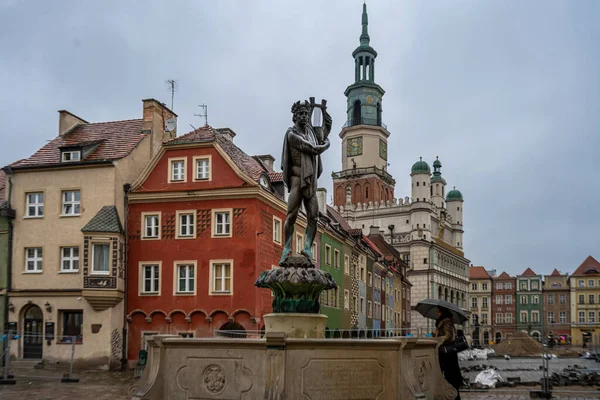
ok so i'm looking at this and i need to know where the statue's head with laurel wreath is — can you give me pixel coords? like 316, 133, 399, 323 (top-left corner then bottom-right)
291, 100, 311, 127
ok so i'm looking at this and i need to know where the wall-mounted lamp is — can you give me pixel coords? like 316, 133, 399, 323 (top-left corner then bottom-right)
44, 301, 52, 312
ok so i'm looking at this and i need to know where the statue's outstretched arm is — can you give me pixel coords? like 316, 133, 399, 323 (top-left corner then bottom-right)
287, 130, 325, 155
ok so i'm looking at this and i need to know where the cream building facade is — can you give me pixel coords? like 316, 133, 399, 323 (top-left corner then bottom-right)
332, 4, 470, 334
3, 99, 175, 368
468, 266, 493, 343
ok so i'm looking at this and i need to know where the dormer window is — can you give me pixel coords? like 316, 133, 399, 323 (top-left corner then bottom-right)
61, 150, 81, 162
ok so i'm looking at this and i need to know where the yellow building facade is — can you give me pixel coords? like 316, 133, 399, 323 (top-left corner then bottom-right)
570, 256, 600, 346
3, 99, 175, 368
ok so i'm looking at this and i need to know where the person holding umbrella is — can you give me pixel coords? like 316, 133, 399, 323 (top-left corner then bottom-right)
434, 306, 464, 400
415, 299, 468, 399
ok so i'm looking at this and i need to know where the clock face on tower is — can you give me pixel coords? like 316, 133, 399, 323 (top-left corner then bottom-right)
379, 138, 387, 161
347, 136, 363, 157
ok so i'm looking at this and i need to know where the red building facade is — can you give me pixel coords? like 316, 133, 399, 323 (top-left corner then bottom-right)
491, 272, 517, 341
125, 126, 290, 362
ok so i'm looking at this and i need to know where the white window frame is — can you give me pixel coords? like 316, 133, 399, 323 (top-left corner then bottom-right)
24, 247, 43, 273
496, 295, 503, 305
589, 311, 596, 324
559, 295, 566, 304
496, 282, 503, 290
505, 282, 512, 290
559, 311, 566, 323
61, 190, 81, 216
61, 150, 81, 162
174, 261, 196, 295
344, 289, 349, 310
344, 255, 350, 275
505, 313, 512, 324
579, 311, 585, 323
532, 295, 539, 305
520, 311, 528, 323
25, 192, 44, 218
368, 272, 372, 287
482, 283, 488, 290
209, 259, 233, 295
272, 216, 282, 244
142, 212, 161, 240
505, 295, 512, 304
367, 300, 372, 318
91, 242, 111, 275
547, 312, 554, 323
193, 155, 212, 181
295, 233, 303, 255
60, 246, 79, 272
496, 313, 504, 324
531, 311, 539, 323
334, 249, 340, 269
176, 210, 196, 239
547, 294, 554, 304
139, 262, 161, 295
360, 296, 365, 315
212, 209, 232, 238
168, 157, 187, 183
325, 244, 331, 265
482, 297, 488, 308
471, 283, 477, 291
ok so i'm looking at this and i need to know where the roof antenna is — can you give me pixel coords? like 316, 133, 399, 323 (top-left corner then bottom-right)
165, 79, 177, 110
194, 104, 208, 126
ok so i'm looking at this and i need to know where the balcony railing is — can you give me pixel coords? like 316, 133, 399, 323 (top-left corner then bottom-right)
331, 166, 395, 184
343, 117, 387, 129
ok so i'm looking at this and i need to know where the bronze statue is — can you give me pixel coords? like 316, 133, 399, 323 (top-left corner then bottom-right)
279, 99, 331, 264
255, 98, 337, 314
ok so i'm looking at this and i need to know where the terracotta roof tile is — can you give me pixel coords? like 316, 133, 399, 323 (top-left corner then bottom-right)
519, 267, 538, 277
550, 269, 562, 276
165, 125, 215, 145
10, 119, 145, 169
268, 171, 284, 182
167, 125, 271, 183
496, 272, 512, 279
571, 256, 600, 276
469, 266, 491, 279
363, 236, 383, 258
326, 205, 353, 231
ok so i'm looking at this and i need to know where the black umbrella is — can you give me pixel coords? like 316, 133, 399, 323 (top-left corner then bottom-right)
415, 299, 469, 325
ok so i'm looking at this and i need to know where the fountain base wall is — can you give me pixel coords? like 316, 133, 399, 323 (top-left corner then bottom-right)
130, 333, 457, 400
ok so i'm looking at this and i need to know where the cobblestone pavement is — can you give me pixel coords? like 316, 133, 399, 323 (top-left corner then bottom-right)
2, 364, 600, 399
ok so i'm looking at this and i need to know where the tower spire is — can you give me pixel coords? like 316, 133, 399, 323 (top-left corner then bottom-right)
360, 2, 370, 45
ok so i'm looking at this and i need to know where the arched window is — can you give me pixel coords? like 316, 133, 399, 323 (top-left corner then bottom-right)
353, 183, 362, 204
353, 100, 362, 125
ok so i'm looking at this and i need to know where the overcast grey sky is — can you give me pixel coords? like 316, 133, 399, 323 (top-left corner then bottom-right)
1, 0, 598, 277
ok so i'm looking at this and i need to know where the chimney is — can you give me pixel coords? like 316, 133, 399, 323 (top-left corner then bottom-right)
369, 225, 380, 236
142, 98, 177, 141
317, 188, 327, 215
216, 128, 236, 142
256, 154, 275, 171
58, 110, 87, 136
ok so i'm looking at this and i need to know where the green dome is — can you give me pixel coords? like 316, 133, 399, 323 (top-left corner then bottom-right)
446, 188, 463, 201
433, 158, 442, 168
411, 158, 431, 174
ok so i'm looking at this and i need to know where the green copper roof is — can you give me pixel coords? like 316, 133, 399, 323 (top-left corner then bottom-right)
431, 156, 445, 183
446, 187, 463, 201
411, 157, 431, 174
81, 205, 123, 233
360, 3, 370, 45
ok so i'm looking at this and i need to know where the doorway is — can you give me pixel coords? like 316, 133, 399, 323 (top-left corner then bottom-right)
23, 305, 43, 359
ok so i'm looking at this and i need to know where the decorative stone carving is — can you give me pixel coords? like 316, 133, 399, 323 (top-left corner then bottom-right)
203, 364, 226, 394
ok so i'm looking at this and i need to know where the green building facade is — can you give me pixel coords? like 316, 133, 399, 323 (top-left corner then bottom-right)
516, 268, 544, 338
319, 227, 345, 330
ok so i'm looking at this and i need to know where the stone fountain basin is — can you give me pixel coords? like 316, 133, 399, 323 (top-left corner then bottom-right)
131, 333, 457, 400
